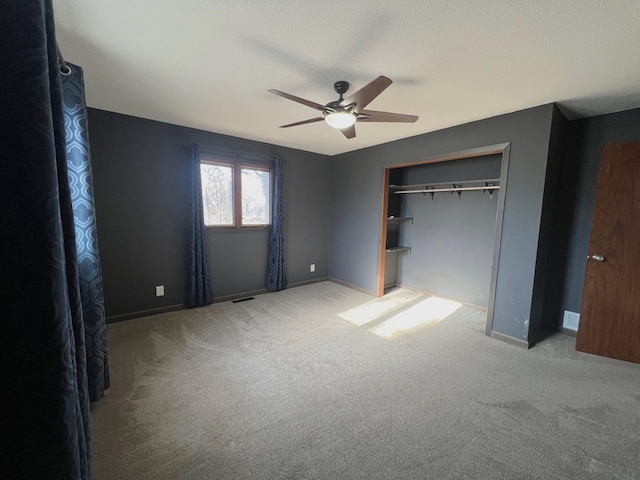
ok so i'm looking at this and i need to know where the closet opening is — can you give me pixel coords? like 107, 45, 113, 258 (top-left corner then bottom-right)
377, 144, 510, 336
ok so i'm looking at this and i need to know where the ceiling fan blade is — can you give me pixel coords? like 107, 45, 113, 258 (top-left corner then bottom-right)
340, 76, 392, 112
340, 124, 356, 139
279, 117, 325, 128
358, 109, 419, 123
268, 89, 327, 112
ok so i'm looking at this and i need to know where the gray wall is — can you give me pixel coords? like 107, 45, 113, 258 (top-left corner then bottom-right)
529, 105, 569, 338
559, 107, 640, 319
88, 109, 331, 320
330, 104, 555, 342
401, 154, 502, 185
396, 156, 502, 306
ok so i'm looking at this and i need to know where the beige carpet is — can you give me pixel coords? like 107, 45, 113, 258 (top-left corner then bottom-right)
91, 281, 640, 479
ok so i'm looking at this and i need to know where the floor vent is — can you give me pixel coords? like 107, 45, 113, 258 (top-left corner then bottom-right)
232, 297, 255, 304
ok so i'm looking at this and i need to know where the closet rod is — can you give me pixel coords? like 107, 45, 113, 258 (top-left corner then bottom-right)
394, 185, 500, 194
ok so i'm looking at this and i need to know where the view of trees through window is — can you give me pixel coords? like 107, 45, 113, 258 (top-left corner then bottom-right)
201, 163, 233, 225
200, 162, 270, 227
241, 168, 270, 225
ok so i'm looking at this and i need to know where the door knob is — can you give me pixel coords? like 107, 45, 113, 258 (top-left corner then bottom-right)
587, 254, 605, 262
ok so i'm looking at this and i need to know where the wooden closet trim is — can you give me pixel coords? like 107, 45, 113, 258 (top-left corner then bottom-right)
376, 143, 511, 337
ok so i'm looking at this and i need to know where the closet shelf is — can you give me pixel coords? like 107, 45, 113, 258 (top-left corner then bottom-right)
390, 178, 500, 190
390, 178, 500, 195
385, 246, 411, 254
395, 185, 499, 195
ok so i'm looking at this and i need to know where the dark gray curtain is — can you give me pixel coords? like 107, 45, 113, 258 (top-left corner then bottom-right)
267, 158, 287, 291
186, 144, 214, 307
62, 63, 110, 401
0, 1, 92, 478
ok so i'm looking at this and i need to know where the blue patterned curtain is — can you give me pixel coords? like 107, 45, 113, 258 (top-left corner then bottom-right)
62, 63, 110, 402
0, 1, 92, 478
187, 144, 214, 307
267, 158, 287, 291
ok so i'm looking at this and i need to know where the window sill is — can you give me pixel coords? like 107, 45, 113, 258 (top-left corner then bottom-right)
205, 225, 270, 232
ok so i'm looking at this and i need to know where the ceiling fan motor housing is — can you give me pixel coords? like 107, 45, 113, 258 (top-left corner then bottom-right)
324, 100, 355, 114
326, 81, 356, 116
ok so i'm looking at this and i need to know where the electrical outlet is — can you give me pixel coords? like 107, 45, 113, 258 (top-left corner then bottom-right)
310, 264, 316, 272
156, 285, 165, 297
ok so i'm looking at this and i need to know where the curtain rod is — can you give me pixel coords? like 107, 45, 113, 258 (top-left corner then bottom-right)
186, 145, 273, 163
56, 40, 71, 76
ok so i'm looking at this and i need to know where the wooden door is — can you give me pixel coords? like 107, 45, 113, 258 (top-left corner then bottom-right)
576, 142, 640, 363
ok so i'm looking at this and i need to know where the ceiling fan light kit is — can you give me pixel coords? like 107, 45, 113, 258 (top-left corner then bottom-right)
324, 111, 356, 129
269, 76, 418, 139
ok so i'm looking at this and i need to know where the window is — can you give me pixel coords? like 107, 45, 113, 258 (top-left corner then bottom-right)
201, 163, 234, 226
241, 167, 271, 226
200, 160, 271, 228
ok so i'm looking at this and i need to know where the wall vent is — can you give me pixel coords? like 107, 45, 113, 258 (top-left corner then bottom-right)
562, 310, 580, 331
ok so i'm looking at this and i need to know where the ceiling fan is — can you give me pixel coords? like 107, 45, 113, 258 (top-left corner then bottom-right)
268, 75, 418, 139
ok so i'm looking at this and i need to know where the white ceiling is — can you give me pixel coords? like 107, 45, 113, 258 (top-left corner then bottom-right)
53, 0, 640, 156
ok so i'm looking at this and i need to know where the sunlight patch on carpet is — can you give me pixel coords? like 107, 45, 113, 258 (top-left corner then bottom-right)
371, 296, 462, 339
337, 289, 421, 326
